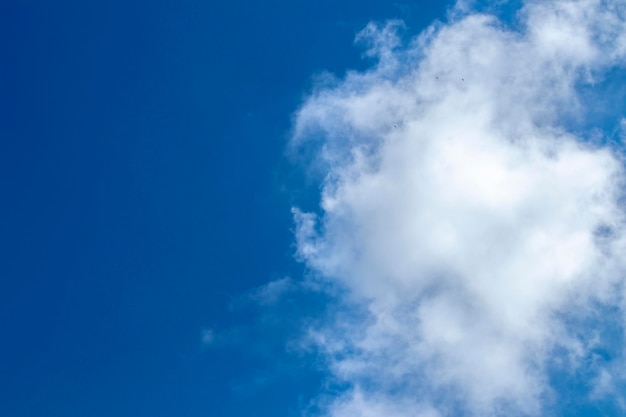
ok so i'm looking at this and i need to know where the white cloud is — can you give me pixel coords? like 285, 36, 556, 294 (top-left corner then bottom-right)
323, 389, 442, 417
291, 1, 626, 416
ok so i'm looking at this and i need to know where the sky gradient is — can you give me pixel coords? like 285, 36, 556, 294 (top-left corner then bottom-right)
3, 1, 626, 417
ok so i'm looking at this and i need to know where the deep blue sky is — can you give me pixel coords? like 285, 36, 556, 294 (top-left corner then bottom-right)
0, 1, 449, 416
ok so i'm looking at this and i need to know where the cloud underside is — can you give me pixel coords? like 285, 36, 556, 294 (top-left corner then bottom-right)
291, 0, 626, 416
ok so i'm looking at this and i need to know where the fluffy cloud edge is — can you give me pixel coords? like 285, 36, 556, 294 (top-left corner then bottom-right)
290, 1, 626, 416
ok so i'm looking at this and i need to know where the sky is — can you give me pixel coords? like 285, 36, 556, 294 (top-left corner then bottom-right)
2, 1, 626, 417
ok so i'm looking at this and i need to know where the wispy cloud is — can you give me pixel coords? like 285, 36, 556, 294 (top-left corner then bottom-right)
201, 328, 215, 346
229, 277, 295, 310
291, 0, 626, 416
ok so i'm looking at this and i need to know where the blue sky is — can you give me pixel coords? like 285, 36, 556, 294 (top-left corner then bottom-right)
0, 1, 449, 416
3, 1, 626, 417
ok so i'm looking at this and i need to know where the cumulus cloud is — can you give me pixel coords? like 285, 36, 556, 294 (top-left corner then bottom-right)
290, 0, 626, 416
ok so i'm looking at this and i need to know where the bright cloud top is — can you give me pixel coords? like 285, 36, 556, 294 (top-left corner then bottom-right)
291, 0, 626, 416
